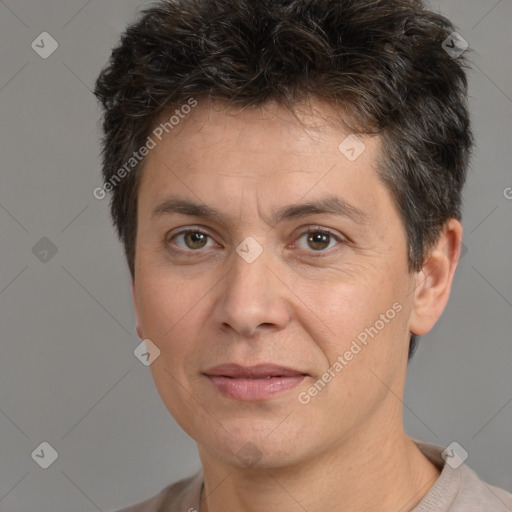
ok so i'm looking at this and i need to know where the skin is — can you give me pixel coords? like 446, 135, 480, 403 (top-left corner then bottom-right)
131, 99, 462, 512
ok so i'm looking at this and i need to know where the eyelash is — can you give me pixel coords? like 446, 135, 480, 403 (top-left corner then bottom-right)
166, 226, 346, 255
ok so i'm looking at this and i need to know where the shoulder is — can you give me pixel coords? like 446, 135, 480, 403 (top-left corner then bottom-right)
450, 464, 512, 511
109, 470, 203, 512
411, 439, 512, 512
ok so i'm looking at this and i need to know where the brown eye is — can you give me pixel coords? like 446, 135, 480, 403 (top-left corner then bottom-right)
294, 229, 342, 252
171, 230, 214, 251
184, 232, 208, 249
307, 232, 331, 251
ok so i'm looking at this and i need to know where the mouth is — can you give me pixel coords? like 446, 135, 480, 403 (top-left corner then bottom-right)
203, 363, 308, 401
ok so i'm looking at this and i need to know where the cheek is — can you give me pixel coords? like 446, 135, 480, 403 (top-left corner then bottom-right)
135, 264, 208, 358
135, 270, 209, 417
293, 267, 401, 357
300, 279, 407, 411
135, 276, 228, 423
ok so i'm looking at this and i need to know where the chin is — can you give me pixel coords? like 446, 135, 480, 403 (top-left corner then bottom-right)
200, 425, 308, 469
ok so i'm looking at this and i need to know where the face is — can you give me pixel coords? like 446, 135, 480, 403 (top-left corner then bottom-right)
132, 100, 420, 469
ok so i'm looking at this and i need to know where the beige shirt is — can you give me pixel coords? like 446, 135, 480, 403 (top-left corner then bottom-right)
112, 440, 512, 511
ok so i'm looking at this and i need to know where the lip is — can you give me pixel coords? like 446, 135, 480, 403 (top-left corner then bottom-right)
203, 364, 308, 401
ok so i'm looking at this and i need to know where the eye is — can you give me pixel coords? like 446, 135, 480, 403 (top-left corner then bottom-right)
169, 229, 216, 251
293, 228, 343, 252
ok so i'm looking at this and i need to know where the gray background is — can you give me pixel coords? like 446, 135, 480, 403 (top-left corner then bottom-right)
0, 0, 511, 510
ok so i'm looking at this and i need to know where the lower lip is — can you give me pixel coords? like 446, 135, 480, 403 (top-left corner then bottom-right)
206, 375, 306, 401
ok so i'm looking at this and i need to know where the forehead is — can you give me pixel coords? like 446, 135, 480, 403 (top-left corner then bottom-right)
136, 99, 395, 229
142, 100, 380, 178
154, 100, 366, 154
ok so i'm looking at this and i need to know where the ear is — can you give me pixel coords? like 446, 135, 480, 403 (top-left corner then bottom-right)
131, 277, 144, 339
409, 219, 463, 336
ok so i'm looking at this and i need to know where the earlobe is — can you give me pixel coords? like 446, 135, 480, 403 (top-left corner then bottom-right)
409, 219, 463, 336
131, 278, 144, 339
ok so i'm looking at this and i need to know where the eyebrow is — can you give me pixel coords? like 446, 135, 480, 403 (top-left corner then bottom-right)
151, 195, 370, 226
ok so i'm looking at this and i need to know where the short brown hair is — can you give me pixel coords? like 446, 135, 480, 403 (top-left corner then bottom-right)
94, 0, 473, 358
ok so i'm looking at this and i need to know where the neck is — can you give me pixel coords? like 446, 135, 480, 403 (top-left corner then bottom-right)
198, 427, 440, 512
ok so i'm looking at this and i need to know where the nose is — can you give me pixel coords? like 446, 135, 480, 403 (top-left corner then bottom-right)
213, 244, 292, 338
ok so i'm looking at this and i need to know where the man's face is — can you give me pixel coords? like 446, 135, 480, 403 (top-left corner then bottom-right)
132, 100, 417, 468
